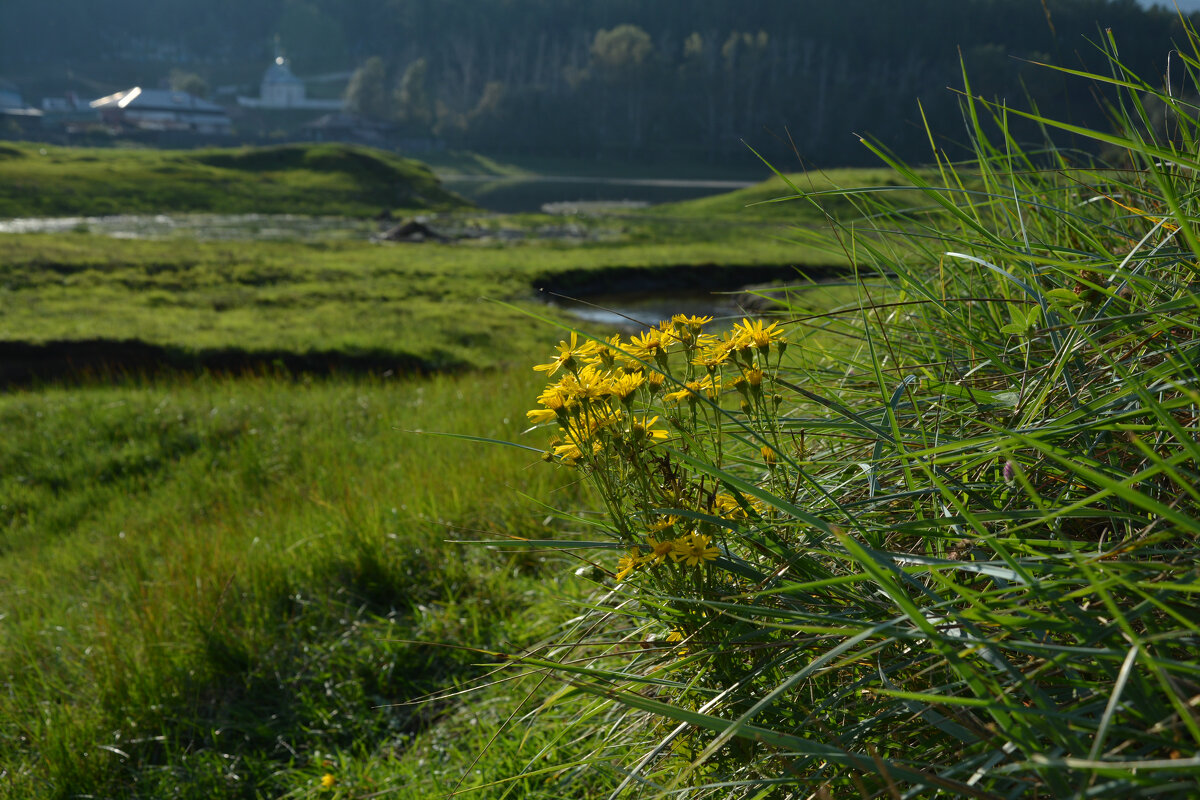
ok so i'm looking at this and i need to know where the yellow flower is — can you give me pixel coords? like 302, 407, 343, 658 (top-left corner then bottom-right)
526, 407, 557, 424
536, 383, 571, 411
609, 370, 645, 403
663, 379, 704, 405
733, 317, 787, 351
615, 549, 641, 581
761, 444, 778, 466
663, 375, 719, 405
672, 313, 713, 331
665, 629, 685, 643
647, 514, 680, 533
628, 328, 670, 361
713, 493, 748, 520
585, 333, 624, 368
692, 339, 733, 368
629, 414, 669, 443
320, 773, 336, 789
533, 332, 595, 376
644, 536, 675, 566
671, 533, 720, 566
560, 365, 610, 401
553, 442, 584, 465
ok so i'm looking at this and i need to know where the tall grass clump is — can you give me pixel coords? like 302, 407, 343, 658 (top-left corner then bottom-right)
495, 32, 1200, 798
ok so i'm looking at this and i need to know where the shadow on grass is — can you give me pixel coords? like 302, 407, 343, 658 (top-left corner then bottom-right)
0, 339, 456, 387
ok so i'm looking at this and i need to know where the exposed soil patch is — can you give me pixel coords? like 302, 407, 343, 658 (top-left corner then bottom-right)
0, 339, 442, 387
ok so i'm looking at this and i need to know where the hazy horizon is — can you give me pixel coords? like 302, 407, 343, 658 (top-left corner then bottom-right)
1140, 0, 1200, 10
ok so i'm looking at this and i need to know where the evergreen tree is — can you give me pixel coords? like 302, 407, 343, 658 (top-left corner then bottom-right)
344, 56, 389, 119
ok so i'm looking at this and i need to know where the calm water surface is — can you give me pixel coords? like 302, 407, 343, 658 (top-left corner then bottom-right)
440, 174, 756, 213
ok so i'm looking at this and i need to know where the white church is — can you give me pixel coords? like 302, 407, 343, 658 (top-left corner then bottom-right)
237, 57, 343, 111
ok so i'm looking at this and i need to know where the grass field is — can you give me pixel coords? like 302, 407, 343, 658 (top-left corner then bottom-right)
0, 369, 632, 798
13, 102, 1196, 796
0, 142, 861, 796
0, 146, 854, 382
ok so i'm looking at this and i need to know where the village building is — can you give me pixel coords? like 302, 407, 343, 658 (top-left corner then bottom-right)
0, 82, 25, 110
89, 87, 232, 133
237, 57, 343, 111
0, 81, 44, 132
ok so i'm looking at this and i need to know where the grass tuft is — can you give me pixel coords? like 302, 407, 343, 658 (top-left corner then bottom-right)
501, 28, 1200, 798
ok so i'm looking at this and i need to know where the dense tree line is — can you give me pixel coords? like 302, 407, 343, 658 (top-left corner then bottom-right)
2, 0, 1194, 163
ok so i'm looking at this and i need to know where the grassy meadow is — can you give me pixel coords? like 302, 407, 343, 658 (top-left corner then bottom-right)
0, 140, 858, 796
0, 370, 630, 797
0, 146, 852, 383
5, 30, 1200, 796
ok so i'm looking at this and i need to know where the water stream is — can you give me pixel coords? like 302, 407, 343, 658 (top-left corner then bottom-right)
0, 213, 379, 240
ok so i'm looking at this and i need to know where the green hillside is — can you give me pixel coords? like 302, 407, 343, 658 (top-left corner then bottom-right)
0, 142, 468, 218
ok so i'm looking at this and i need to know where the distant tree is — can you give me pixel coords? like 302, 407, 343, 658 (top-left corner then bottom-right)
344, 56, 389, 119
434, 99, 467, 142
589, 24, 657, 153
277, 0, 348, 72
168, 69, 209, 98
721, 31, 769, 137
679, 31, 721, 158
394, 58, 433, 132
590, 24, 654, 82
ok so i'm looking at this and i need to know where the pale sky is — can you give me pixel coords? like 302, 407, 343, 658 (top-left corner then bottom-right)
1138, 0, 1200, 11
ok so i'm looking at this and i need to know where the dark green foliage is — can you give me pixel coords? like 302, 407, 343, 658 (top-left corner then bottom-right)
2, 1, 1194, 163
343, 56, 390, 120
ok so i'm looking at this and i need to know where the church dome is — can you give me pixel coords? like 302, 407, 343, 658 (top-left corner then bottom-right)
262, 57, 303, 86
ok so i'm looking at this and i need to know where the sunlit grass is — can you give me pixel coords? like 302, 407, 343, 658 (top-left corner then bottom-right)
494, 30, 1200, 799
0, 368, 619, 797
0, 141, 464, 218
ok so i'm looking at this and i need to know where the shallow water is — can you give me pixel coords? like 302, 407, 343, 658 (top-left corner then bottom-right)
0, 213, 379, 241
543, 288, 759, 331
441, 174, 755, 213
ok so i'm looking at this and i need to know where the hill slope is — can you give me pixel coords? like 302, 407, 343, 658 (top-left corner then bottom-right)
0, 142, 468, 218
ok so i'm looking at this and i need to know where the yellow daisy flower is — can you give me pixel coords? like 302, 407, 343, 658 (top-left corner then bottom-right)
526, 407, 557, 424
609, 370, 645, 403
560, 365, 610, 401
671, 533, 720, 567
713, 493, 748, 520
647, 514, 680, 533
628, 328, 670, 361
615, 549, 641, 581
533, 332, 595, 376
585, 333, 624, 368
643, 536, 675, 566
629, 414, 669, 443
663, 375, 720, 405
733, 317, 787, 351
672, 313, 713, 331
761, 444, 778, 466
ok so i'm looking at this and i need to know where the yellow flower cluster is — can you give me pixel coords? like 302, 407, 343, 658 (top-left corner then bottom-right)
616, 532, 721, 580
529, 317, 786, 446
528, 314, 789, 590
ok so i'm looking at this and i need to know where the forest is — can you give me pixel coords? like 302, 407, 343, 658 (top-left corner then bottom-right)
3, 0, 1196, 163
